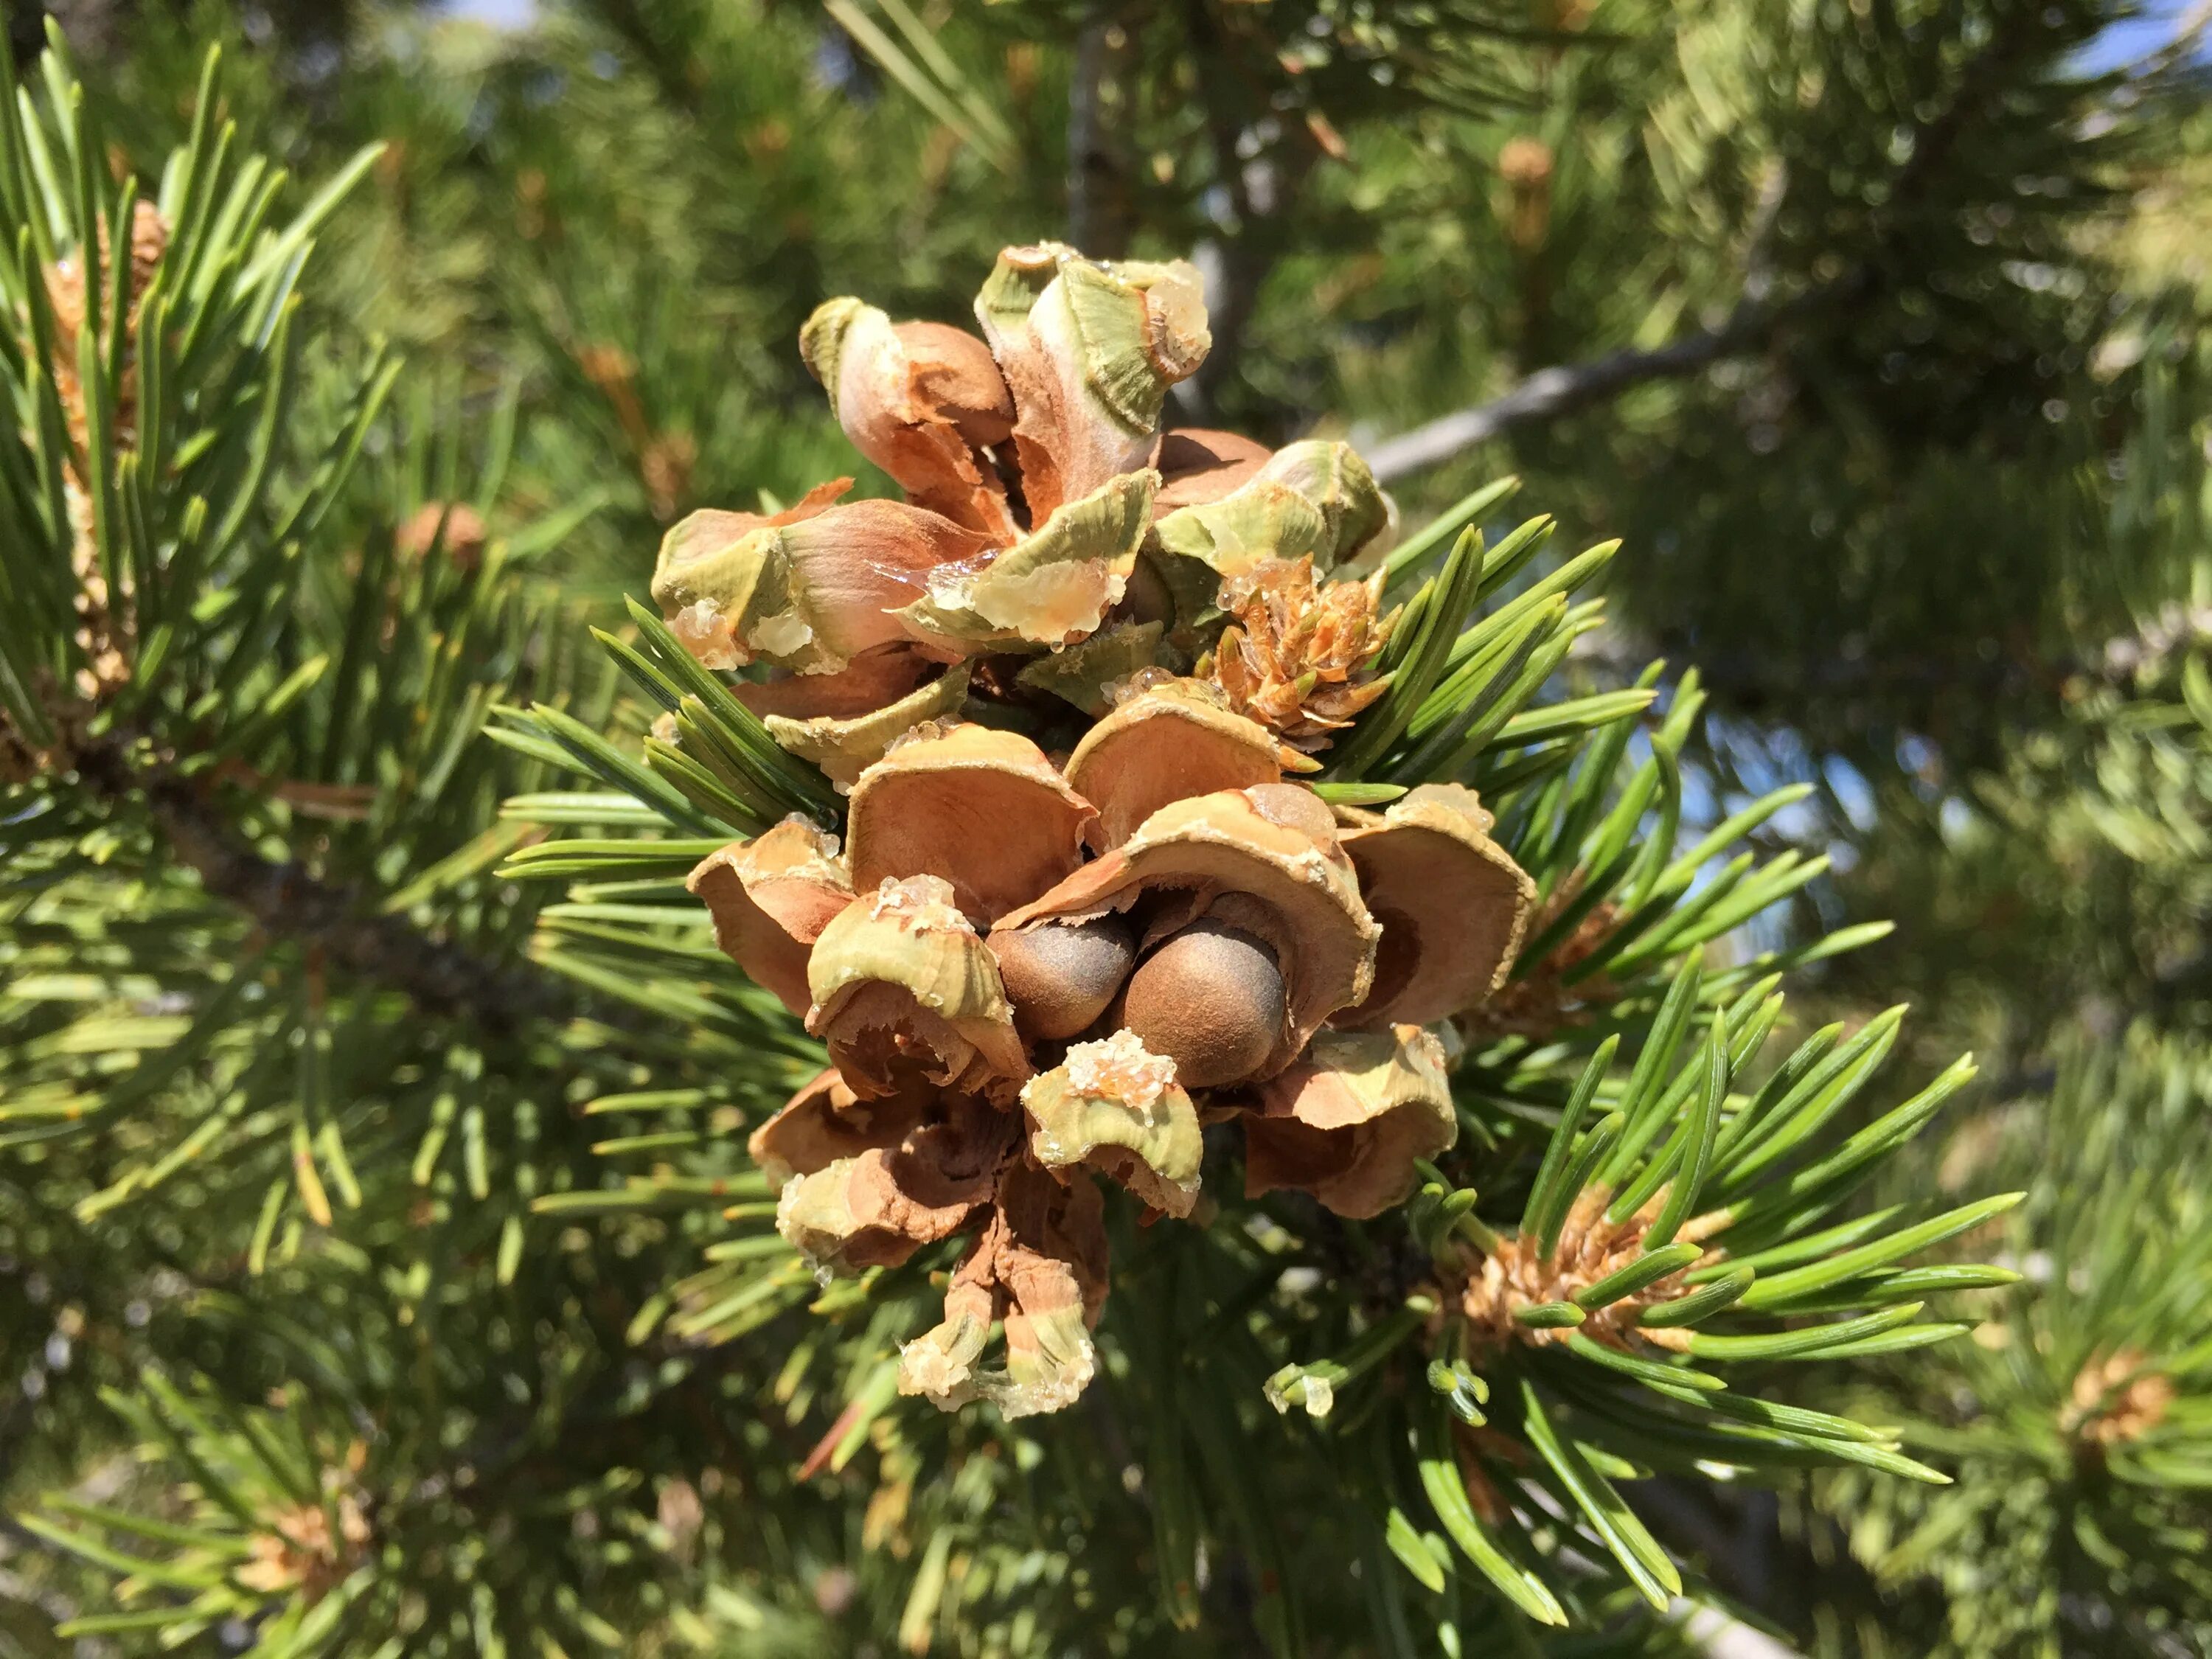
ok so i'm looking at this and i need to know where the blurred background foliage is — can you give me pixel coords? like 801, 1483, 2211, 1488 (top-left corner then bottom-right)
5, 0, 2212, 1654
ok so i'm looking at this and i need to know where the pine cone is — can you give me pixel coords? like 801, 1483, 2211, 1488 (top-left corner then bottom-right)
664, 246, 1534, 1417
650, 243, 1397, 720
693, 709, 1531, 1416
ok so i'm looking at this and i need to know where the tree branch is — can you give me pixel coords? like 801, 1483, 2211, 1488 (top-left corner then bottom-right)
1365, 1, 2062, 484
1363, 283, 1848, 484
1172, 0, 1318, 422
70, 735, 593, 1040
1068, 5, 1140, 258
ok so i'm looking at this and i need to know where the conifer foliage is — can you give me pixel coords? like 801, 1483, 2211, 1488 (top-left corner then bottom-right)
3, 4, 2210, 1656
0, 32, 2012, 1652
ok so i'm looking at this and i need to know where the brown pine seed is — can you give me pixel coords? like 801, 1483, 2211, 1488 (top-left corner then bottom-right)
989, 916, 1138, 1041
1119, 920, 1285, 1088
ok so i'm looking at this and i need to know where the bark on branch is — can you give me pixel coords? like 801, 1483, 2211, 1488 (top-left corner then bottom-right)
1364, 1, 2058, 484
1068, 6, 1140, 259
72, 736, 589, 1039
1360, 296, 1819, 485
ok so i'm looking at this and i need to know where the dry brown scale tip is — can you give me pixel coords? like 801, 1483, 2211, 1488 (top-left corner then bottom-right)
640, 431, 698, 522
656, 245, 1545, 1415
45, 198, 170, 458
2061, 1347, 2175, 1448
395, 501, 490, 571
1453, 1425, 1530, 1526
574, 341, 697, 520
1203, 555, 1397, 751
655, 1478, 706, 1562
66, 493, 131, 698
235, 1489, 372, 1604
1461, 886, 1624, 1043
1450, 1185, 1728, 1357
40, 199, 171, 700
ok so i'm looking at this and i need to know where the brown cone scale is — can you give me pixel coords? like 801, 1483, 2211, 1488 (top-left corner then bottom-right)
1119, 919, 1285, 1088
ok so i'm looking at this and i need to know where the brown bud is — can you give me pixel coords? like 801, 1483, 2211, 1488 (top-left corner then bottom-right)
989, 915, 1136, 1041
1498, 136, 1554, 250
1119, 919, 1285, 1088
395, 501, 488, 569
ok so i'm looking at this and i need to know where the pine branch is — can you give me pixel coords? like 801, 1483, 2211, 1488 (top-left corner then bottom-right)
1680, 1610, 1804, 1659
69, 732, 590, 1039
1067, 4, 1140, 259
1364, 285, 1848, 484
1366, 0, 2080, 484
1170, 0, 1319, 422
2133, 0, 2212, 75
584, 0, 708, 116
1562, 580, 2205, 723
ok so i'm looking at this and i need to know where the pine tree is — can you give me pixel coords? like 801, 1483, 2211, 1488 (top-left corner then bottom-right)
4, 5, 2211, 1656
1809, 1024, 2212, 1657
